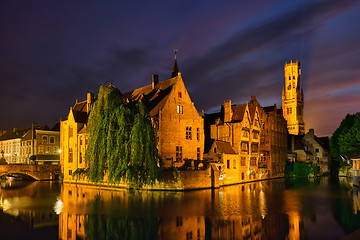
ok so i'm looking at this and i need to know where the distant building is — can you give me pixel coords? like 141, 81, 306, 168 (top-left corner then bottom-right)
20, 124, 60, 165
288, 129, 330, 175
282, 60, 305, 135
0, 127, 30, 164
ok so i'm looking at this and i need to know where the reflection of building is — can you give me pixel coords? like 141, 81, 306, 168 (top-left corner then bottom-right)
282, 60, 305, 135
20, 124, 60, 165
158, 216, 205, 240
353, 158, 360, 187
0, 128, 30, 164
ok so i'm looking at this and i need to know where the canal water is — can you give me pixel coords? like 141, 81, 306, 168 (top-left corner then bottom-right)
0, 176, 359, 240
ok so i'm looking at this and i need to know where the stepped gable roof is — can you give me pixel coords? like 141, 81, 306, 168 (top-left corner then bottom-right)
215, 140, 236, 154
231, 104, 247, 122
0, 128, 31, 141
122, 77, 178, 117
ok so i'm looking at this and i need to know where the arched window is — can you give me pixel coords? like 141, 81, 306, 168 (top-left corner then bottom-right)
241, 172, 244, 180
42, 136, 48, 144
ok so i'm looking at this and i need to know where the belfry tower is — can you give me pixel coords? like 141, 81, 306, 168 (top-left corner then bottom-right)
282, 60, 305, 135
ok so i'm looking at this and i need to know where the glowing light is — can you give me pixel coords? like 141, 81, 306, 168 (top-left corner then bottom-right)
54, 196, 63, 214
58, 149, 62, 153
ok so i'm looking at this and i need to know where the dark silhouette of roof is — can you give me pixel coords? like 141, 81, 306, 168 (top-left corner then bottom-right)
123, 77, 178, 117
0, 128, 31, 141
171, 55, 179, 78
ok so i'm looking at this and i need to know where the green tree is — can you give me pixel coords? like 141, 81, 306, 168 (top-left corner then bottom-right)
330, 113, 360, 166
86, 84, 162, 187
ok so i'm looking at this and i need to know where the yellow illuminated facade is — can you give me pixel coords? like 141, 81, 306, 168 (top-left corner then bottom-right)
282, 60, 305, 135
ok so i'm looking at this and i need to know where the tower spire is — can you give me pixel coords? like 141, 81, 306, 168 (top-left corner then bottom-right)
171, 45, 179, 78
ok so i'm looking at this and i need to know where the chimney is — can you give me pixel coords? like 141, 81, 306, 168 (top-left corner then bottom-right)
309, 129, 314, 135
152, 74, 159, 89
87, 92, 94, 113
224, 100, 232, 122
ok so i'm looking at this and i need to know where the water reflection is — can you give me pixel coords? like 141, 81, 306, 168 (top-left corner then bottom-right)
0, 178, 359, 239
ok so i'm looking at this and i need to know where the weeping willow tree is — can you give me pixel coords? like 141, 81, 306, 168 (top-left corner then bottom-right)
86, 84, 162, 187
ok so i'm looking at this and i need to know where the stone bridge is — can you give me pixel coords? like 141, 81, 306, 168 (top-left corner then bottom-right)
0, 164, 61, 180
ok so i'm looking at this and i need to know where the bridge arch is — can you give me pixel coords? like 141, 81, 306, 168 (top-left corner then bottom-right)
0, 164, 61, 181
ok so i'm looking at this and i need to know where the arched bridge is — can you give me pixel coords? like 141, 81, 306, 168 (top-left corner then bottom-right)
0, 164, 61, 180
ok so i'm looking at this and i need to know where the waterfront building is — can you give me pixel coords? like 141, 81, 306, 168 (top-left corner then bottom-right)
0, 127, 30, 164
288, 129, 330, 175
282, 60, 305, 135
249, 96, 288, 178
60, 93, 93, 181
20, 124, 60, 165
205, 98, 261, 184
122, 59, 204, 168
60, 56, 205, 182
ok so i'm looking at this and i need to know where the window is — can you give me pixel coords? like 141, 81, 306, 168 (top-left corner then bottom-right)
39, 145, 44, 154
69, 148, 73, 163
42, 136, 48, 144
186, 127, 192, 140
69, 126, 73, 138
315, 148, 319, 153
242, 172, 245, 180
46, 146, 50, 153
49, 136, 55, 144
176, 216, 183, 227
241, 142, 248, 152
79, 152, 82, 164
233, 159, 236, 169
80, 137, 83, 146
186, 232, 193, 240
197, 128, 199, 140
177, 105, 183, 114
176, 146, 182, 162
250, 157, 257, 166
214, 147, 216, 153
293, 75, 295, 80
243, 131, 249, 137
178, 92, 182, 98
227, 159, 230, 169
253, 131, 259, 139
69, 170, 72, 176
197, 148, 200, 160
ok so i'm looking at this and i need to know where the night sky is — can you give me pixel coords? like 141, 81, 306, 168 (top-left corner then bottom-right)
1, 0, 359, 137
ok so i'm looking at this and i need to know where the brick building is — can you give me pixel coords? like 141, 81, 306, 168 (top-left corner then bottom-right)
60, 56, 205, 182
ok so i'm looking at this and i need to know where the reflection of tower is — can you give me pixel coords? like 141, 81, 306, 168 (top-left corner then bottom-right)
282, 60, 305, 135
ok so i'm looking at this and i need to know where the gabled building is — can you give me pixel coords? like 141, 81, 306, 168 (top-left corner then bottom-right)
205, 98, 261, 184
60, 93, 93, 181
0, 127, 30, 164
60, 56, 205, 182
122, 71, 204, 168
20, 124, 60, 165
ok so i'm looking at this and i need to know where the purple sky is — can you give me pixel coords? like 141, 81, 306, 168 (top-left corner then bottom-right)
1, 0, 359, 137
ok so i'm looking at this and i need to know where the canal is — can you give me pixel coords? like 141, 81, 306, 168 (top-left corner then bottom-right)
0, 176, 359, 239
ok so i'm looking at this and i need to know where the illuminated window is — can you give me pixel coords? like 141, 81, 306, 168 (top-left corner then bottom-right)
178, 92, 182, 98
42, 136, 48, 144
241, 142, 248, 152
241, 157, 246, 166
69, 148, 73, 163
39, 145, 44, 154
177, 105, 183, 114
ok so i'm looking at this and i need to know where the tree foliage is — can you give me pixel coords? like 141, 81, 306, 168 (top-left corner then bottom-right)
330, 113, 360, 166
86, 84, 162, 187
